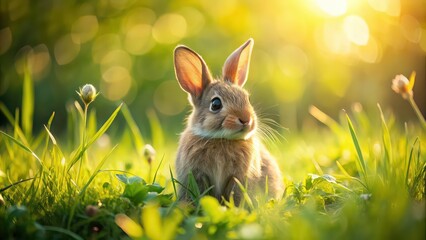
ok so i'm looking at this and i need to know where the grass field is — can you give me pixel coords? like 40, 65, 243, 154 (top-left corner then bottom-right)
0, 80, 425, 240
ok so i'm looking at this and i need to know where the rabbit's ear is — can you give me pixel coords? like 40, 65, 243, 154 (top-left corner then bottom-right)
174, 46, 212, 100
222, 38, 254, 87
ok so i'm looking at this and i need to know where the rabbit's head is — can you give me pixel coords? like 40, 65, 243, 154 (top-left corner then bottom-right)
174, 39, 256, 140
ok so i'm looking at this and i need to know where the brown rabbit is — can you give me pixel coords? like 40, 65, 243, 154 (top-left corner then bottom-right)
174, 39, 283, 205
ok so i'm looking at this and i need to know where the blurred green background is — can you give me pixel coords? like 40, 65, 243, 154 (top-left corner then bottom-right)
0, 0, 425, 138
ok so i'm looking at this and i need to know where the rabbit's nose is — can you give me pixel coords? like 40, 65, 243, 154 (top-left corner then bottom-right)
238, 116, 252, 126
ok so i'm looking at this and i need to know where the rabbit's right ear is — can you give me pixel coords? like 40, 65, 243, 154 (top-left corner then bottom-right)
174, 46, 212, 101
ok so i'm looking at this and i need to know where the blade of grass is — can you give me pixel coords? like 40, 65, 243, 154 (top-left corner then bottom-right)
405, 138, 419, 187
187, 172, 201, 200
234, 178, 254, 210
22, 68, 34, 138
0, 102, 28, 146
43, 226, 84, 240
147, 109, 164, 149
0, 177, 35, 193
346, 114, 367, 182
42, 112, 56, 165
121, 103, 145, 155
152, 154, 164, 183
79, 144, 118, 198
0, 131, 44, 169
66, 102, 78, 149
67, 103, 123, 171
169, 166, 178, 199
378, 104, 392, 178
309, 105, 345, 136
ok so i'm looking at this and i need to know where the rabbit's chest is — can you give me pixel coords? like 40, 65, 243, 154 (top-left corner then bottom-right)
199, 143, 252, 191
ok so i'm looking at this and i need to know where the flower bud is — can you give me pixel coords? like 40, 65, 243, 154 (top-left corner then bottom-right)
143, 144, 156, 164
391, 74, 413, 99
85, 204, 99, 217
78, 84, 97, 105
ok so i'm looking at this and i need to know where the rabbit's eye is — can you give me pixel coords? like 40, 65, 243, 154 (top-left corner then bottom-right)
210, 97, 222, 112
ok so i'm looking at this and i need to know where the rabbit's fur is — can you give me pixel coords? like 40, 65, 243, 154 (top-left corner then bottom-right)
174, 39, 283, 205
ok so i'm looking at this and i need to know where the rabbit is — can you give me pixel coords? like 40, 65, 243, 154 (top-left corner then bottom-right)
173, 38, 283, 205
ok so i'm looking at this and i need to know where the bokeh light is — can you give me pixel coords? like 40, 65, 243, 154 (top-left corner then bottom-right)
71, 15, 99, 44
92, 34, 122, 64
343, 15, 369, 46
101, 66, 132, 101
317, 22, 351, 55
277, 45, 309, 79
367, 0, 400, 16
400, 15, 422, 43
124, 24, 155, 55
153, 80, 187, 116
0, 28, 12, 55
152, 13, 187, 44
100, 50, 132, 73
54, 34, 80, 65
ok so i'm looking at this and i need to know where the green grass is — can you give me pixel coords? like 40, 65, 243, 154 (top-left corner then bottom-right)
0, 82, 425, 240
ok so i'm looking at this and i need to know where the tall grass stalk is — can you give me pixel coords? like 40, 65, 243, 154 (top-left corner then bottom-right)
408, 96, 426, 130
76, 103, 88, 185
22, 67, 34, 139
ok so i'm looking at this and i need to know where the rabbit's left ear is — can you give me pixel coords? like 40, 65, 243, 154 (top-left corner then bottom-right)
222, 38, 254, 87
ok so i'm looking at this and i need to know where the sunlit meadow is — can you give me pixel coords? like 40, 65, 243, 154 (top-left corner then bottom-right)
0, 0, 425, 239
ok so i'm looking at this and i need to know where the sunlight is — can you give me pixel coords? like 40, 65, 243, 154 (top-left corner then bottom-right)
367, 0, 400, 16
343, 15, 369, 46
315, 0, 347, 16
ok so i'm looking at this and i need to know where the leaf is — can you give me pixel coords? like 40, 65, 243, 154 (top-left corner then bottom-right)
123, 182, 149, 204
116, 174, 129, 184
147, 183, 165, 193
322, 174, 337, 184
200, 196, 225, 223
129, 176, 146, 184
